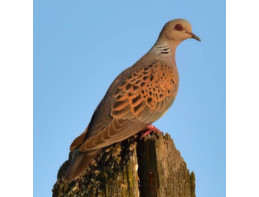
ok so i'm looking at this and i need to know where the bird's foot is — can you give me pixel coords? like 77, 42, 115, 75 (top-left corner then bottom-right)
141, 124, 161, 139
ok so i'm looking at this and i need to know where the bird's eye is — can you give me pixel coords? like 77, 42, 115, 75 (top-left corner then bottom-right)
175, 24, 183, 31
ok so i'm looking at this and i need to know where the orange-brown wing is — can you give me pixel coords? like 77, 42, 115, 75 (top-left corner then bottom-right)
70, 127, 88, 151
111, 61, 179, 123
79, 61, 178, 152
79, 118, 146, 151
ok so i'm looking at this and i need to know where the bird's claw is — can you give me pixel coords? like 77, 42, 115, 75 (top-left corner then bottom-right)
141, 125, 161, 139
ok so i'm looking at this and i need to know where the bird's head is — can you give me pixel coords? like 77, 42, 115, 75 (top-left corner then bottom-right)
158, 19, 200, 45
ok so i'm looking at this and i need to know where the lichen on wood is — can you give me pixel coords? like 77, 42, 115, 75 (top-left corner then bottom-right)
53, 132, 195, 197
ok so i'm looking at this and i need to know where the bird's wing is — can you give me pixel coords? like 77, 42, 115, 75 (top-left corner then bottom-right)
111, 60, 178, 123
79, 118, 146, 151
78, 61, 178, 152
70, 127, 88, 150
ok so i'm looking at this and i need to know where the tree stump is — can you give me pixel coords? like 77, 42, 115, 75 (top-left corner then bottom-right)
53, 132, 195, 197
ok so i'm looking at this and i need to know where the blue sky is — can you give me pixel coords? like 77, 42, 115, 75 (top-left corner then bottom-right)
34, 0, 225, 196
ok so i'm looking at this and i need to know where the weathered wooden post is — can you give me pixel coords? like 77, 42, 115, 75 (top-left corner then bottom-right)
53, 132, 195, 197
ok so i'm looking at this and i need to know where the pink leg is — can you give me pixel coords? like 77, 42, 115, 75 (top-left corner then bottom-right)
141, 124, 161, 139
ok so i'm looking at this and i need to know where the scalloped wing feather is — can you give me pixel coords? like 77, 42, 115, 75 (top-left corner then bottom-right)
70, 127, 88, 151
79, 119, 146, 151
111, 61, 178, 123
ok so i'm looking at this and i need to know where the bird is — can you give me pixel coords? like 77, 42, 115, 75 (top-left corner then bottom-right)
62, 19, 200, 182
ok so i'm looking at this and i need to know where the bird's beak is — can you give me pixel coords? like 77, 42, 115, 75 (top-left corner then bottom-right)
188, 32, 201, 41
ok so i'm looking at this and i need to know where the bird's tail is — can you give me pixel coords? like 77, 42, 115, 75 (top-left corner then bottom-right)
62, 149, 100, 182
